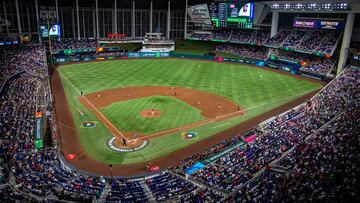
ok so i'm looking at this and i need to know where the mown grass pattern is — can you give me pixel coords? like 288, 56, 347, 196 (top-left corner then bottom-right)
100, 96, 205, 134
59, 59, 322, 164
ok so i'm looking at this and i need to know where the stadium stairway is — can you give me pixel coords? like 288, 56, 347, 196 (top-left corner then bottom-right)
142, 180, 156, 202
96, 181, 111, 203
8, 173, 44, 202
169, 171, 229, 199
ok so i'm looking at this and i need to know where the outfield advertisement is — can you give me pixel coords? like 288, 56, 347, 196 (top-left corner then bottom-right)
53, 55, 127, 63
128, 52, 170, 58
222, 57, 265, 66
53, 52, 169, 63
52, 47, 123, 55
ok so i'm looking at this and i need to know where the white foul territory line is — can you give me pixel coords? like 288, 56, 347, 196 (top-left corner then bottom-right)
57, 69, 127, 140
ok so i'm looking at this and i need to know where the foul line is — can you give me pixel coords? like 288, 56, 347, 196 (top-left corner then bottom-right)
56, 69, 127, 140
244, 89, 317, 112
57, 68, 317, 142
212, 122, 231, 129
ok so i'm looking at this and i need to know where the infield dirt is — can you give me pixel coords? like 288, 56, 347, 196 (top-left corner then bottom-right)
50, 62, 324, 177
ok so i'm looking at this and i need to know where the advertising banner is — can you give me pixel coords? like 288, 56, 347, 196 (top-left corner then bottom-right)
204, 141, 245, 164
128, 52, 170, 58
34, 112, 43, 149
293, 19, 344, 30
222, 57, 264, 66
60, 48, 97, 55
319, 20, 344, 30
293, 19, 317, 28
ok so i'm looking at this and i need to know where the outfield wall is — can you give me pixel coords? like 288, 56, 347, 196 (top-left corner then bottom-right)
51, 51, 330, 81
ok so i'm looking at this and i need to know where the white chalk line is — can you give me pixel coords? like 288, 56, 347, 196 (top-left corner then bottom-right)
57, 68, 316, 140
57, 69, 127, 140
212, 122, 231, 129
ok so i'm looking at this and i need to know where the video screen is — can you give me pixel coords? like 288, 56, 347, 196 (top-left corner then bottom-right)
208, 2, 254, 28
39, 24, 61, 38
49, 24, 61, 36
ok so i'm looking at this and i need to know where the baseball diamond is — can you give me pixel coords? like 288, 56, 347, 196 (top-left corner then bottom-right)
2, 1, 360, 202
54, 58, 323, 171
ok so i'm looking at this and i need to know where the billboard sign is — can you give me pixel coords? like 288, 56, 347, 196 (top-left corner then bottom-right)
293, 19, 344, 30
128, 52, 170, 58
293, 19, 317, 28
319, 20, 344, 30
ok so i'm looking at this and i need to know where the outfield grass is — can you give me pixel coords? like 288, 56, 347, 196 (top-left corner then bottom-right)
100, 96, 205, 134
58, 59, 322, 164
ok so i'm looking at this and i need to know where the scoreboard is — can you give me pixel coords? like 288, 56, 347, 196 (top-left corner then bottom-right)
208, 2, 254, 28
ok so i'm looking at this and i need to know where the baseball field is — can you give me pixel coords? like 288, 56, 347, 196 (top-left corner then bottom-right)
52, 58, 323, 176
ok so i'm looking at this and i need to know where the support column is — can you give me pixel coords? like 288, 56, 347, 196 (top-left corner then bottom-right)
122, 10, 125, 35
82, 10, 85, 38
184, 0, 188, 39
60, 10, 64, 38
140, 11, 142, 36
72, 10, 76, 39
132, 1, 135, 37
3, 1, 9, 34
270, 12, 279, 38
96, 0, 99, 38
102, 10, 105, 37
15, 0, 22, 34
114, 0, 117, 34
337, 13, 355, 74
149, 1, 153, 33
93, 9, 96, 38
26, 5, 31, 33
55, 0, 59, 21
76, 0, 80, 39
167, 1, 171, 39
158, 12, 160, 33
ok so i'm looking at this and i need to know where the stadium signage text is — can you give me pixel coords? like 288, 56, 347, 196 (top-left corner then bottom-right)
293, 19, 344, 30
34, 112, 43, 149
107, 137, 149, 152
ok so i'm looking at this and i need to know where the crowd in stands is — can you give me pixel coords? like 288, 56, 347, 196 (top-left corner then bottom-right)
212, 30, 230, 41
146, 172, 197, 202
170, 67, 359, 201
216, 44, 268, 60
106, 179, 147, 202
1, 40, 358, 202
229, 30, 253, 43
282, 30, 306, 49
316, 32, 340, 54
189, 32, 213, 41
228, 67, 360, 202
50, 38, 100, 50
0, 45, 48, 85
276, 50, 335, 75
190, 29, 340, 55
250, 31, 270, 45
265, 30, 292, 47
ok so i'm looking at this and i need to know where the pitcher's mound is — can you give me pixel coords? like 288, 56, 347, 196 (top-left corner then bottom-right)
140, 109, 161, 118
